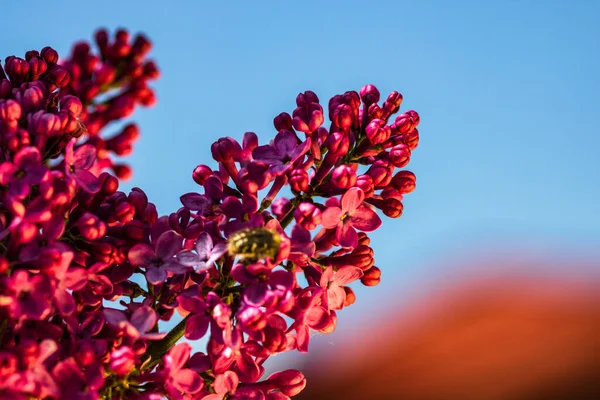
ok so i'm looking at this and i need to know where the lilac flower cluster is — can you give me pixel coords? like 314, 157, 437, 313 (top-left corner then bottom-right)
0, 29, 419, 400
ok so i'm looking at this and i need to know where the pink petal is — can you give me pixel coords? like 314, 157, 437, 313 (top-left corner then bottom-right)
72, 144, 97, 170
319, 267, 334, 288
14, 146, 41, 166
305, 306, 329, 330
337, 223, 358, 249
128, 244, 156, 266
178, 295, 206, 313
131, 306, 157, 333
156, 230, 183, 260
214, 371, 239, 395
54, 289, 75, 315
350, 204, 382, 232
235, 351, 261, 382
74, 170, 100, 193
333, 266, 363, 285
180, 192, 209, 211
104, 309, 127, 325
172, 369, 203, 394
65, 139, 75, 164
295, 325, 310, 353
146, 266, 167, 284
321, 207, 343, 229
327, 286, 346, 310
341, 187, 364, 214
164, 260, 191, 274
289, 137, 311, 160
177, 251, 202, 266
252, 145, 282, 162
185, 314, 210, 340
195, 232, 213, 260
169, 343, 192, 371
274, 130, 297, 155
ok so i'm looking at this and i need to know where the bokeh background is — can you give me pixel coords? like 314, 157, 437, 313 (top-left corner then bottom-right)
3, 1, 599, 398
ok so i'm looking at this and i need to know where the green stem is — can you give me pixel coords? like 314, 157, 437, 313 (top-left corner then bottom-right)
142, 315, 189, 371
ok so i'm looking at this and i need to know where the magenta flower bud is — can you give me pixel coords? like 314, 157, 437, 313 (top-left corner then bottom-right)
46, 65, 70, 89
366, 159, 393, 187
123, 220, 145, 242
289, 168, 309, 192
76, 212, 107, 240
389, 143, 411, 168
0, 79, 12, 98
343, 286, 356, 306
25, 50, 39, 60
29, 110, 61, 135
60, 95, 83, 117
94, 29, 109, 51
293, 103, 324, 133
355, 174, 374, 198
128, 188, 149, 217
328, 244, 374, 271
382, 91, 403, 116
28, 57, 47, 81
271, 197, 292, 220
390, 170, 416, 194
99, 172, 119, 195
294, 202, 322, 230
331, 103, 353, 132
331, 165, 356, 189
381, 197, 404, 218
394, 110, 420, 134
143, 61, 160, 80
110, 346, 135, 376
132, 34, 152, 60
402, 127, 419, 150
20, 85, 45, 111
192, 164, 213, 185
40, 46, 58, 65
0, 99, 22, 126
296, 90, 319, 107
274, 112, 293, 131
110, 95, 135, 119
365, 119, 391, 145
211, 137, 242, 162
361, 265, 381, 286
326, 131, 349, 156
268, 370, 307, 396
94, 63, 116, 86
4, 129, 31, 152
5, 57, 29, 85
368, 102, 384, 120
360, 84, 380, 105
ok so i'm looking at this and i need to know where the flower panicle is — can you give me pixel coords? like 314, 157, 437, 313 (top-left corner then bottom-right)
0, 29, 419, 400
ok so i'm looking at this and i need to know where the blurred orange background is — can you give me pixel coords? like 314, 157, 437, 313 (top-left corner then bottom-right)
294, 252, 600, 400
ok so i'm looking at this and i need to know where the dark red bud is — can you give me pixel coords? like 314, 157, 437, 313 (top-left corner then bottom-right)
361, 266, 381, 286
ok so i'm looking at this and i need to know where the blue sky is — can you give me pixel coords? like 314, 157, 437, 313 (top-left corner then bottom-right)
3, 0, 599, 363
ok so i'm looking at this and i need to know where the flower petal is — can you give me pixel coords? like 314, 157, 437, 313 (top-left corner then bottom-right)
156, 230, 183, 260
333, 266, 363, 285
185, 314, 210, 340
327, 286, 346, 310
337, 223, 358, 249
341, 187, 364, 214
146, 266, 167, 284
131, 306, 157, 334
194, 232, 213, 260
350, 204, 382, 232
74, 170, 100, 193
128, 244, 156, 267
72, 144, 97, 170
321, 207, 343, 229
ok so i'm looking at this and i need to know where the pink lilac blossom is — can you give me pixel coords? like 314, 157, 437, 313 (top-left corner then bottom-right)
0, 27, 420, 399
